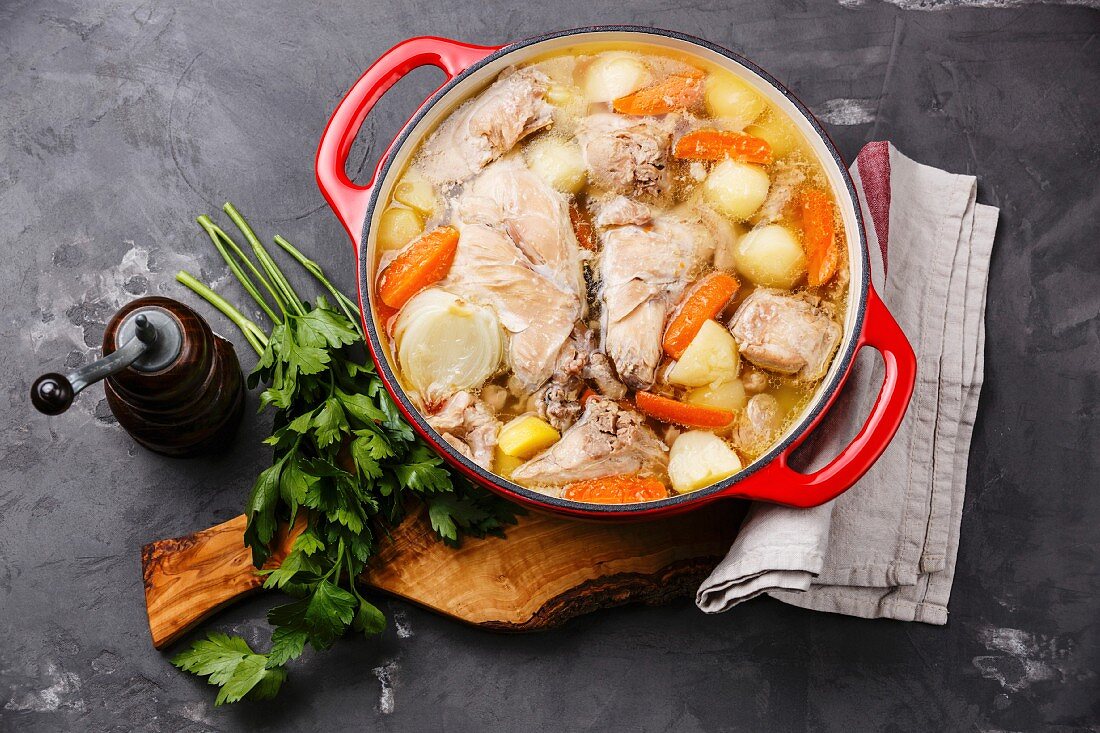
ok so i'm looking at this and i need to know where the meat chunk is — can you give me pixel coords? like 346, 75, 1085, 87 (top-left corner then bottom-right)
598, 207, 722, 389
732, 394, 780, 455
593, 195, 652, 228
729, 288, 842, 381
444, 223, 580, 391
576, 113, 673, 198
742, 370, 769, 395
534, 327, 627, 431
428, 391, 501, 470
584, 349, 627, 400
458, 158, 586, 300
755, 163, 806, 224
511, 397, 668, 485
417, 68, 553, 186
534, 341, 587, 431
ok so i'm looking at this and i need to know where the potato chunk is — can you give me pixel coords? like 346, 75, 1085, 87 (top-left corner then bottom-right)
704, 73, 767, 129
525, 137, 586, 194
667, 320, 740, 388
734, 224, 806, 289
377, 206, 423, 251
686, 379, 747, 413
744, 111, 799, 159
668, 430, 743, 494
583, 53, 651, 103
494, 448, 525, 479
703, 160, 770, 221
497, 415, 560, 459
393, 171, 438, 216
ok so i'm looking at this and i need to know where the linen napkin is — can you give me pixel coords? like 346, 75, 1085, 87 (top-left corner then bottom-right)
696, 142, 998, 624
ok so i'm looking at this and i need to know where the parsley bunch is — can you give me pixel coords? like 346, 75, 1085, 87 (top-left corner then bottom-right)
172, 203, 518, 704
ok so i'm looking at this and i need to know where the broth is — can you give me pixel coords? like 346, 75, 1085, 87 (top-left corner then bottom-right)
370, 43, 848, 503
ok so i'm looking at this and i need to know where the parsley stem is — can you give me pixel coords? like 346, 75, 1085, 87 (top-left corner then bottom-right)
222, 203, 307, 318
197, 216, 282, 324
344, 550, 364, 601
176, 270, 268, 354
323, 538, 345, 582
272, 235, 363, 338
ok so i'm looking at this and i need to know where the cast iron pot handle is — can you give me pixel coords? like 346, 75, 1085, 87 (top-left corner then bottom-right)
315, 36, 502, 251
717, 284, 917, 508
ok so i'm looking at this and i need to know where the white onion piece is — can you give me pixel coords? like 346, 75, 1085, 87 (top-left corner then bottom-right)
394, 289, 503, 405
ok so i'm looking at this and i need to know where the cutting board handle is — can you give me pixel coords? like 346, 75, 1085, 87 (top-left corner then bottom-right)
142, 515, 299, 649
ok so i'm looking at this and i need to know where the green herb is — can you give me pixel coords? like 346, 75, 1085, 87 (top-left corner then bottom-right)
172, 203, 518, 704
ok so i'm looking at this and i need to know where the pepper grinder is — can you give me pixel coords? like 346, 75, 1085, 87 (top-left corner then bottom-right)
31, 296, 245, 457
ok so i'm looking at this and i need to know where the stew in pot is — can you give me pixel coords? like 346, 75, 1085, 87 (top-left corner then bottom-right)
370, 44, 849, 503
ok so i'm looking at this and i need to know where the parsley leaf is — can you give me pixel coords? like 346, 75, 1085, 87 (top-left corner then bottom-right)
352, 599, 386, 637
267, 627, 308, 668
311, 397, 347, 448
296, 307, 359, 349
394, 444, 452, 494
277, 321, 329, 377
171, 633, 286, 705
243, 458, 285, 562
267, 580, 358, 651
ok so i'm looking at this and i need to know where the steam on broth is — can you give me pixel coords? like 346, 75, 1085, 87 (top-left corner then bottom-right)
370, 43, 849, 504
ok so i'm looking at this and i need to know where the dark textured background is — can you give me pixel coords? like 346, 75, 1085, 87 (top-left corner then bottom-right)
2, 0, 1098, 730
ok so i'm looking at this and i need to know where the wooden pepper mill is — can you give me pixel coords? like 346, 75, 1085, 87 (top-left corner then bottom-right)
31, 296, 244, 457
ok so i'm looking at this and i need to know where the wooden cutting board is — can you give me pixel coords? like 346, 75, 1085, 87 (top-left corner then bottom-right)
141, 503, 745, 649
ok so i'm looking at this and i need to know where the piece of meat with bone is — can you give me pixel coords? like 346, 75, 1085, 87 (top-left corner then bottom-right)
535, 340, 586, 431
598, 206, 724, 389
416, 68, 553, 187
444, 223, 579, 391
427, 391, 501, 471
728, 288, 842, 381
584, 349, 627, 400
511, 397, 668, 485
534, 327, 627, 431
576, 113, 674, 198
458, 158, 586, 300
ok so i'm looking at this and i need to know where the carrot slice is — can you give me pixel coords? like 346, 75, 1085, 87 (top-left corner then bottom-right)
612, 70, 705, 116
374, 300, 399, 336
800, 189, 839, 287
377, 226, 460, 309
580, 387, 598, 405
563, 474, 669, 504
569, 200, 596, 251
662, 272, 740, 359
635, 391, 734, 429
674, 129, 773, 164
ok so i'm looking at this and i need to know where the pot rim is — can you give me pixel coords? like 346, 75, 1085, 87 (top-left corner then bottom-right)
358, 26, 869, 515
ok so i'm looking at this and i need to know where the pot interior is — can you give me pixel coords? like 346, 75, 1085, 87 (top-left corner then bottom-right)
360, 28, 868, 511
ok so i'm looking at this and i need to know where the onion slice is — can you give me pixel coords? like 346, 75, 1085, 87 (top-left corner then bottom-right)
393, 288, 503, 406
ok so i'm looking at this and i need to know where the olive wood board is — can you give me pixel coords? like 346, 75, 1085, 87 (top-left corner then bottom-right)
141, 502, 745, 649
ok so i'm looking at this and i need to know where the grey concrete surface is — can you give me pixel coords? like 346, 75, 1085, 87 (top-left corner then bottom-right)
2, 0, 1098, 731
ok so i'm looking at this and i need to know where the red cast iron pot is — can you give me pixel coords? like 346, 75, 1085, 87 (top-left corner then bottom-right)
315, 27, 917, 520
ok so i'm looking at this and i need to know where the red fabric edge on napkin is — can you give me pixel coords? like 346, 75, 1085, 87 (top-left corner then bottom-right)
856, 141, 891, 275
